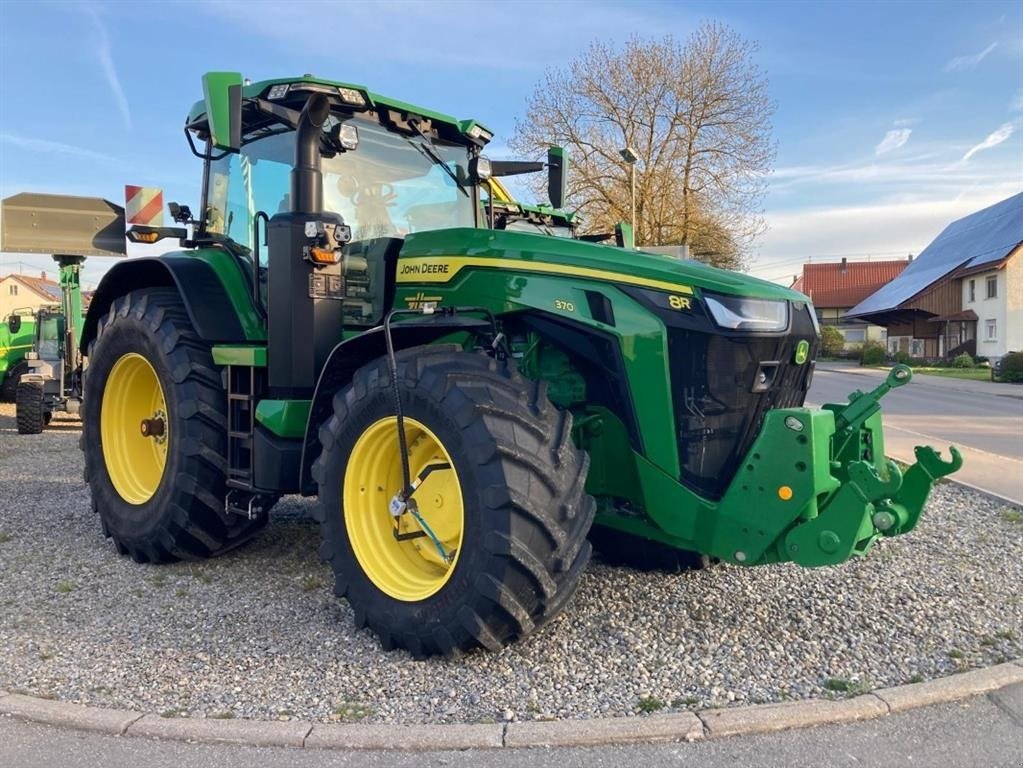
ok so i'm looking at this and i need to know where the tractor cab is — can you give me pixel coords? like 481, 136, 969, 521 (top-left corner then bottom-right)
32, 307, 65, 362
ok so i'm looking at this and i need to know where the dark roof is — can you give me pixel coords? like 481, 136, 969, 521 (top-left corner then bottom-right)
791, 260, 908, 308
847, 191, 1023, 318
3, 273, 62, 302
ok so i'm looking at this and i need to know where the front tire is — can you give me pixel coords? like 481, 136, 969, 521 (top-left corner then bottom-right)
313, 346, 595, 657
2, 361, 28, 402
15, 380, 45, 434
82, 288, 266, 563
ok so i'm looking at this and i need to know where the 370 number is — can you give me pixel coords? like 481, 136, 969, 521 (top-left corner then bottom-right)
554, 299, 576, 312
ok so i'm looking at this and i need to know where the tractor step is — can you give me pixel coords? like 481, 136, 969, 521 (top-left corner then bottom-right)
225, 364, 262, 491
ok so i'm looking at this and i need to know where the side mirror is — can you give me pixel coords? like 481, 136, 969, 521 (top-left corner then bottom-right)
547, 146, 568, 209
202, 71, 244, 151
615, 221, 634, 250
7, 314, 21, 334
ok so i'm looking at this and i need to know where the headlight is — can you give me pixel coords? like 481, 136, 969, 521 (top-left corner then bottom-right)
704, 292, 789, 331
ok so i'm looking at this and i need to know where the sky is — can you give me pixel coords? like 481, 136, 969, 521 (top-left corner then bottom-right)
0, 0, 1021, 289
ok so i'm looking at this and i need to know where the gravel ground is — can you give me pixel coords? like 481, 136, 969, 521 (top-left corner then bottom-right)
0, 402, 1020, 725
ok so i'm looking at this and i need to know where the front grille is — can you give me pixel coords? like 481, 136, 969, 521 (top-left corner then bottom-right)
666, 307, 817, 500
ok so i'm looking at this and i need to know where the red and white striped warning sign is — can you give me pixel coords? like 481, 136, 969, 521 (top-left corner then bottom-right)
125, 186, 164, 226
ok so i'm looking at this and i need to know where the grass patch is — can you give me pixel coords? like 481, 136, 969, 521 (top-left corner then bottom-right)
190, 568, 213, 585
174, 588, 189, 598
301, 574, 324, 592
637, 696, 666, 713
910, 367, 992, 381
148, 573, 169, 588
55, 581, 76, 594
331, 702, 375, 721
0, 532, 13, 543
672, 696, 700, 708
908, 673, 925, 684
947, 648, 964, 660
160, 708, 183, 718
995, 629, 1017, 641
823, 677, 871, 695
211, 710, 235, 719
1000, 509, 1022, 525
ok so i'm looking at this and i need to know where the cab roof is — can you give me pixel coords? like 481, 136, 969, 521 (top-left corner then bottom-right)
187, 74, 491, 144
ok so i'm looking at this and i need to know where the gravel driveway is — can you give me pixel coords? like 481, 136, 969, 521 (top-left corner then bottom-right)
1, 403, 1020, 724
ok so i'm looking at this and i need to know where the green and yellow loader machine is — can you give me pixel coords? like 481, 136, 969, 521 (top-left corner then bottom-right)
53, 72, 960, 656
0, 309, 36, 402
1, 193, 126, 433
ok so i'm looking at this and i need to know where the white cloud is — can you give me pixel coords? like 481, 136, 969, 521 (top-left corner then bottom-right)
943, 42, 997, 72
1010, 89, 1023, 112
961, 123, 1014, 162
875, 128, 912, 156
83, 6, 131, 131
750, 185, 1021, 281
0, 133, 116, 163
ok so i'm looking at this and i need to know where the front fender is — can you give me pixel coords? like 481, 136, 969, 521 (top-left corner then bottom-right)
298, 317, 489, 495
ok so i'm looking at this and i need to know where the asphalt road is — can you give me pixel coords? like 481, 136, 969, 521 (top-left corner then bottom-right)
807, 364, 1023, 504
2, 686, 1022, 768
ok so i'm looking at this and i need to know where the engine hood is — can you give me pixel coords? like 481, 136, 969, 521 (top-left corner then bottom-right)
401, 228, 808, 303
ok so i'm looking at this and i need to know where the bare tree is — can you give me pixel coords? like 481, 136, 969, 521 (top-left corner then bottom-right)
510, 23, 775, 270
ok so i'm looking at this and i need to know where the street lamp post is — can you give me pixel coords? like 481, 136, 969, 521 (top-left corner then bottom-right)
619, 146, 638, 247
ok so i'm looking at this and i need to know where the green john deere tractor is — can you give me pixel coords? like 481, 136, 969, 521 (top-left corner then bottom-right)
0, 310, 36, 402
73, 72, 960, 656
1, 193, 126, 433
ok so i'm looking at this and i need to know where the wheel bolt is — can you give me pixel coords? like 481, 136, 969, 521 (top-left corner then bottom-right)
140, 417, 165, 438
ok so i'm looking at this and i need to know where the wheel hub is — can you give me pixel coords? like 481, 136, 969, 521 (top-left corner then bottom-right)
344, 416, 464, 602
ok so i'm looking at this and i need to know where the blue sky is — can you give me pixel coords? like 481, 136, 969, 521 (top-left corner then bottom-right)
1, 0, 1020, 288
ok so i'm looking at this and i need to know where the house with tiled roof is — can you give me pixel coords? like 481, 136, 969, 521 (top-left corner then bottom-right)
791, 257, 909, 349
0, 271, 62, 318
847, 192, 1023, 361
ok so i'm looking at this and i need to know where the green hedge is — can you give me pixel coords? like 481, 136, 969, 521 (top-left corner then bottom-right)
860, 341, 886, 366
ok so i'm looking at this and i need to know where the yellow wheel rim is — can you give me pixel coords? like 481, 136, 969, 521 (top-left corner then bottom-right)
343, 417, 464, 602
100, 353, 169, 505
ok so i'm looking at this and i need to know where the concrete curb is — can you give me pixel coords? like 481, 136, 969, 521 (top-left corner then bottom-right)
1, 661, 1020, 751
697, 693, 887, 738
504, 711, 704, 748
872, 661, 1023, 713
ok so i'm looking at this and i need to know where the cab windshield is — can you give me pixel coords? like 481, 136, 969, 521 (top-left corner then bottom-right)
205, 115, 475, 249
36, 312, 63, 361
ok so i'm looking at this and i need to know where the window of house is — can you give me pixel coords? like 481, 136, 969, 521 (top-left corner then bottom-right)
985, 319, 997, 341
8, 284, 17, 296
842, 328, 866, 343
986, 275, 997, 299
968, 279, 975, 302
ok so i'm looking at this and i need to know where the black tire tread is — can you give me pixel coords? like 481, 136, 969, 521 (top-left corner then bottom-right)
15, 379, 45, 434
314, 346, 595, 656
82, 288, 265, 563
2, 360, 29, 402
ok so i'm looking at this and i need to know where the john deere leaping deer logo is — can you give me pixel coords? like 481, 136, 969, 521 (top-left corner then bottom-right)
404, 291, 444, 310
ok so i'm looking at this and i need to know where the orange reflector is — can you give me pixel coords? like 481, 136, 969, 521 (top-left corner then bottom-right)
309, 246, 339, 265
778, 486, 793, 501
132, 231, 160, 243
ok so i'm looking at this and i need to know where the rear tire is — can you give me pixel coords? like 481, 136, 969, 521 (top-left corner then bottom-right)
313, 346, 595, 657
82, 288, 266, 563
15, 380, 45, 434
589, 525, 714, 573
2, 361, 28, 402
